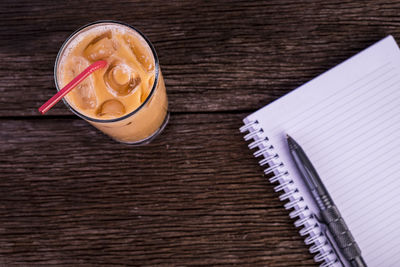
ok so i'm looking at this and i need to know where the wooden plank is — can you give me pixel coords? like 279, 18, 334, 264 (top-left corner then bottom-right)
1, 0, 400, 116
0, 113, 315, 265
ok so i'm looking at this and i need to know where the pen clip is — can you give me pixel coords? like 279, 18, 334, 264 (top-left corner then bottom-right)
313, 213, 346, 267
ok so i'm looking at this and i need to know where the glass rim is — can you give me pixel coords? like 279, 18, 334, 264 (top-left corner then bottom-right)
54, 20, 160, 123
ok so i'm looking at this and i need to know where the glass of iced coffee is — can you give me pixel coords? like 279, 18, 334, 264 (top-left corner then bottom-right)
55, 21, 168, 145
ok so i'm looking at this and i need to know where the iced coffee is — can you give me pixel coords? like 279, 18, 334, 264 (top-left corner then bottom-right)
55, 21, 168, 144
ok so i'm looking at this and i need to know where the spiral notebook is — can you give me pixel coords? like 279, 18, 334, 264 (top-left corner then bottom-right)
240, 35, 400, 267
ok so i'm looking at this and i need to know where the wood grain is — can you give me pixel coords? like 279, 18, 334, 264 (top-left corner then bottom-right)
3, 0, 398, 265
0, 113, 315, 266
1, 0, 400, 116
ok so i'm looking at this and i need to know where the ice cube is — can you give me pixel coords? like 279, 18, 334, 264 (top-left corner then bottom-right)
141, 75, 155, 102
68, 57, 97, 109
112, 65, 130, 86
97, 99, 126, 117
75, 83, 97, 109
103, 61, 141, 96
83, 31, 116, 61
67, 56, 89, 77
124, 35, 154, 72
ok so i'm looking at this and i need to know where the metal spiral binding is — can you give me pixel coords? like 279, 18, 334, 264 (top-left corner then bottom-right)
240, 119, 341, 267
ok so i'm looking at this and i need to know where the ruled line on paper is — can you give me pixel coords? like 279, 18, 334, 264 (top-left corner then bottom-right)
269, 62, 393, 135
281, 66, 396, 137
298, 74, 399, 148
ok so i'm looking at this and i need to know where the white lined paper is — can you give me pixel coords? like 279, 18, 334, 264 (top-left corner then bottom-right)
245, 36, 400, 266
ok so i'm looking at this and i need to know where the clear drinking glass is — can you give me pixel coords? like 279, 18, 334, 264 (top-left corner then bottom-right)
54, 21, 169, 145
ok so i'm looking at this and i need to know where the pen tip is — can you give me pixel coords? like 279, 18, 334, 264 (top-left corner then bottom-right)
286, 134, 290, 139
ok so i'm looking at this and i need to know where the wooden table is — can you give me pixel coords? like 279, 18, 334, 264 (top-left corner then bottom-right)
1, 1, 397, 265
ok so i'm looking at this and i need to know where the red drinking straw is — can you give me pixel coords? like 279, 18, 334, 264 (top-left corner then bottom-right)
38, 60, 107, 115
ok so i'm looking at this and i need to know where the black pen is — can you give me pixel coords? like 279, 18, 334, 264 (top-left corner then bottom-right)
286, 134, 367, 267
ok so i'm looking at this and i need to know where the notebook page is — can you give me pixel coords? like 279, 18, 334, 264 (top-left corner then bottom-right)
245, 36, 400, 266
